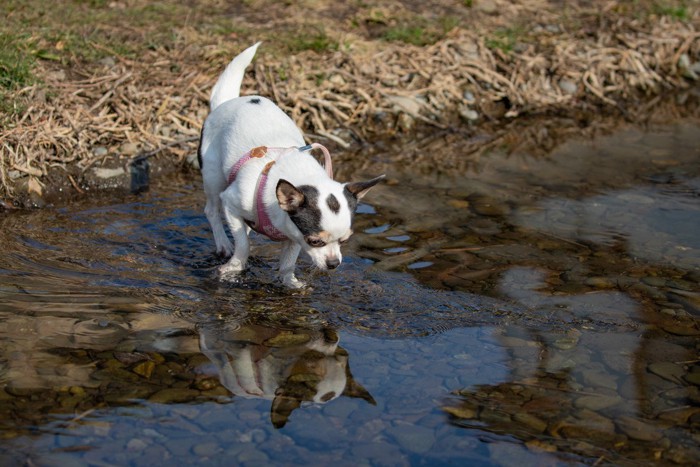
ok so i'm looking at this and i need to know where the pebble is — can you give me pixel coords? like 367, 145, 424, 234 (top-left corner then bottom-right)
574, 395, 622, 411
387, 423, 436, 453
469, 195, 509, 217
126, 438, 148, 451
92, 167, 126, 179
148, 388, 199, 404
98, 56, 116, 67
580, 369, 618, 390
684, 372, 700, 386
92, 146, 108, 157
584, 276, 616, 288
512, 412, 547, 433
648, 362, 685, 383
658, 407, 700, 424
476, 0, 498, 15
552, 335, 579, 350
387, 95, 424, 116
642, 276, 667, 287
192, 441, 221, 457
616, 415, 663, 441
132, 360, 155, 379
459, 105, 479, 121
558, 78, 578, 95
120, 142, 141, 156
443, 405, 477, 419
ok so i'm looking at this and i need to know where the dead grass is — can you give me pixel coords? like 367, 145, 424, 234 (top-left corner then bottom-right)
0, 0, 699, 204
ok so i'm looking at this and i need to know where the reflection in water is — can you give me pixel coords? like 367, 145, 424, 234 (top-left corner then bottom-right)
0, 302, 374, 429
442, 265, 698, 463
514, 178, 700, 270
199, 322, 374, 428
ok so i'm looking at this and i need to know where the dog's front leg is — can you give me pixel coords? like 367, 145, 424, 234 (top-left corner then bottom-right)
219, 195, 250, 280
279, 241, 305, 288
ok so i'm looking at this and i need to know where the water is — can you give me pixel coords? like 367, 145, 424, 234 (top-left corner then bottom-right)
0, 121, 699, 465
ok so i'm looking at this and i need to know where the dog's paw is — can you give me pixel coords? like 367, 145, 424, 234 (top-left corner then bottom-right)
281, 274, 307, 289
218, 260, 245, 281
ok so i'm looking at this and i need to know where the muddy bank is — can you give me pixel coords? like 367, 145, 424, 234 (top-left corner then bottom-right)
1, 0, 699, 207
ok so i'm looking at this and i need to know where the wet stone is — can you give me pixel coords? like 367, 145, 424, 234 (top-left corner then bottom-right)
574, 395, 623, 411
552, 335, 579, 350
387, 423, 435, 454
469, 195, 510, 217
148, 388, 199, 404
580, 369, 618, 391
447, 199, 470, 209
552, 411, 616, 442
657, 406, 700, 424
512, 412, 548, 433
126, 438, 149, 451
194, 377, 220, 391
616, 415, 663, 442
642, 276, 667, 287
193, 441, 221, 457
684, 372, 700, 386
648, 362, 685, 383
132, 360, 155, 379
584, 276, 616, 288
443, 405, 477, 419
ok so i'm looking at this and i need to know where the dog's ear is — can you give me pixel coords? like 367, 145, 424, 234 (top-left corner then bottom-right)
276, 179, 305, 212
271, 392, 302, 429
345, 175, 386, 200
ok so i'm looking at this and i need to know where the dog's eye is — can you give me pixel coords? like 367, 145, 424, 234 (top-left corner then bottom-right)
306, 236, 326, 248
339, 230, 353, 244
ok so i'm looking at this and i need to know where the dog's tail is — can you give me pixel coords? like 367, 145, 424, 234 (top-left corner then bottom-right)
209, 42, 261, 112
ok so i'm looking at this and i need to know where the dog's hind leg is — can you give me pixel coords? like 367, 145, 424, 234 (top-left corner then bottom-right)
204, 193, 234, 257
218, 192, 250, 280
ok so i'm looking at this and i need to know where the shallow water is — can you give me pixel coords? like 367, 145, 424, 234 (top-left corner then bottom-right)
1, 121, 699, 465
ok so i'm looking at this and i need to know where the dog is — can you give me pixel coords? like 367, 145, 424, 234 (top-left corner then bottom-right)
198, 43, 384, 288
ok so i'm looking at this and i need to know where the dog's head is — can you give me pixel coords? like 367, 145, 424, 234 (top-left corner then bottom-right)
276, 175, 385, 270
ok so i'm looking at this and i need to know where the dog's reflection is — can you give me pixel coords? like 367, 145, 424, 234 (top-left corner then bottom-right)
199, 323, 375, 428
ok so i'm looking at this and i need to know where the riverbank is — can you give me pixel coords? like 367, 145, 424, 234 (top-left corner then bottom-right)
1, 0, 699, 207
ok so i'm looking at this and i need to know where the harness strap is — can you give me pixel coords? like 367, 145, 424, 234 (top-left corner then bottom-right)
298, 143, 333, 179
226, 144, 333, 242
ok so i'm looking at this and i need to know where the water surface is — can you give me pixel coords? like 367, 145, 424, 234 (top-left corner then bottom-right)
1, 121, 699, 465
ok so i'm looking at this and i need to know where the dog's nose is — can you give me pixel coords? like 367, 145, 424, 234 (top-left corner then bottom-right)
326, 258, 340, 270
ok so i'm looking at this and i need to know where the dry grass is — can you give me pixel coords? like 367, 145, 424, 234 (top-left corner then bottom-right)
0, 0, 699, 204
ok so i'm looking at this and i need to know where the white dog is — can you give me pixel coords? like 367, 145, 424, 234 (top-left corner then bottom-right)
199, 43, 384, 288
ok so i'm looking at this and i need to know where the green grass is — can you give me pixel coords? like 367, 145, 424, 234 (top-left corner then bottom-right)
0, 32, 37, 121
623, 0, 692, 21
285, 27, 339, 53
0, 33, 35, 91
485, 27, 525, 54
652, 1, 689, 20
382, 16, 459, 46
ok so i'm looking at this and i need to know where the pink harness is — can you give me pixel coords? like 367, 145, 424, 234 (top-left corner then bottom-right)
227, 144, 333, 241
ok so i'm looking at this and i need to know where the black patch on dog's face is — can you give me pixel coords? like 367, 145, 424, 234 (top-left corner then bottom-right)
248, 97, 261, 104
326, 194, 340, 214
288, 185, 322, 236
